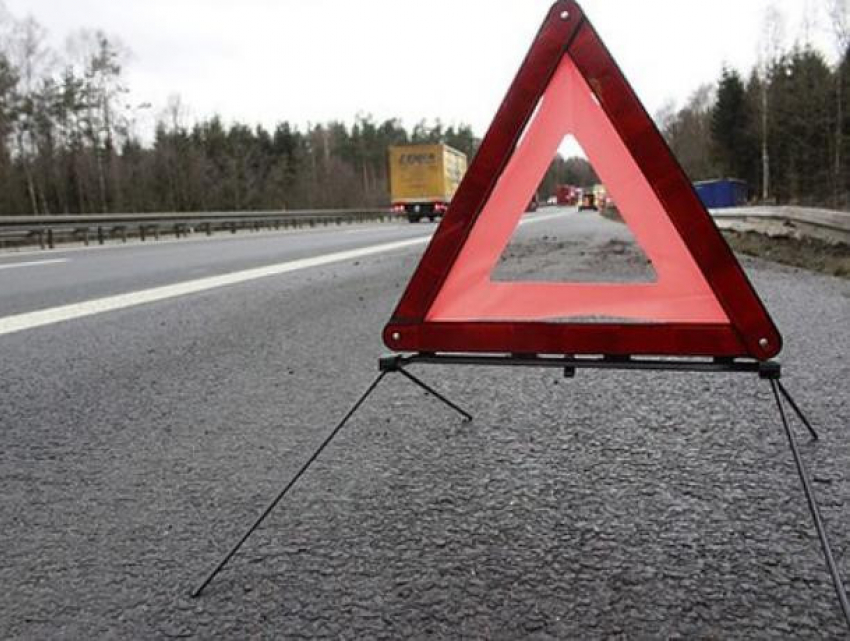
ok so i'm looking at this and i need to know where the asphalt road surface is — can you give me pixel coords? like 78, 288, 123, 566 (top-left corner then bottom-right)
1, 209, 848, 638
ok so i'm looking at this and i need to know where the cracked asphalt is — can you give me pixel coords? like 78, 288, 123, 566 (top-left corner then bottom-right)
1, 213, 848, 638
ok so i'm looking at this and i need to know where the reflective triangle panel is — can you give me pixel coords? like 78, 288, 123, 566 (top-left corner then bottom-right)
384, 1, 781, 360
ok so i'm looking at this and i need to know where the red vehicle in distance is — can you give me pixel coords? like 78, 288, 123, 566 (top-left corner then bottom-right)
555, 184, 579, 206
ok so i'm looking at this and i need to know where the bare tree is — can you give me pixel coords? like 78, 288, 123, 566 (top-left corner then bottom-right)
757, 3, 785, 201
829, 0, 849, 206
65, 29, 130, 212
801, 0, 818, 46
6, 15, 53, 213
830, 0, 850, 51
658, 85, 720, 181
163, 94, 187, 125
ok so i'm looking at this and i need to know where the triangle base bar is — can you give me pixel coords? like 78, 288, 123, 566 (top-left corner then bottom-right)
385, 322, 750, 359
387, 352, 780, 376
191, 355, 848, 631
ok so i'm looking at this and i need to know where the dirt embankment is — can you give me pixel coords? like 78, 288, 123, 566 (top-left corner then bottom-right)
721, 230, 850, 279
601, 207, 850, 279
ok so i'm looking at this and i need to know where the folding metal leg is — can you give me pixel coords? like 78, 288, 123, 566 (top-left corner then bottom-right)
379, 355, 473, 422
769, 379, 850, 629
191, 363, 472, 598
776, 380, 820, 441
396, 368, 473, 422
192, 371, 388, 597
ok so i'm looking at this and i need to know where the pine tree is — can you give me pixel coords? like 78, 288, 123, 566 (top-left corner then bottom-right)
768, 49, 833, 203
711, 68, 758, 189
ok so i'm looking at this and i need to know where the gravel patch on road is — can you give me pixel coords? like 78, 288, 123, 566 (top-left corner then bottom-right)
495, 236, 655, 283
1, 222, 848, 638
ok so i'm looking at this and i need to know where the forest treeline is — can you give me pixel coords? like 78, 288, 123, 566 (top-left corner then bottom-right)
0, 3, 848, 215
659, 14, 850, 208
0, 7, 485, 215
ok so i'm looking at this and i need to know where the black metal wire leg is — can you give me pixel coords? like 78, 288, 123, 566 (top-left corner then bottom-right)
776, 380, 820, 441
396, 368, 473, 422
191, 371, 388, 598
769, 380, 850, 629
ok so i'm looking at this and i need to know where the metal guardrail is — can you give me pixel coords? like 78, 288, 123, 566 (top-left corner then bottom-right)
0, 208, 393, 249
710, 206, 850, 245
2, 205, 847, 250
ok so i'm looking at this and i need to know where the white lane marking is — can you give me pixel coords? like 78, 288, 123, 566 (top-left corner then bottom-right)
342, 227, 399, 235
0, 237, 429, 337
0, 258, 68, 271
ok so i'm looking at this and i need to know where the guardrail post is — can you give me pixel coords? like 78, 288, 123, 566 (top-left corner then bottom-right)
140, 225, 146, 242
205, 223, 212, 236
97, 226, 104, 245
82, 228, 89, 246
120, 227, 127, 243
47, 228, 54, 249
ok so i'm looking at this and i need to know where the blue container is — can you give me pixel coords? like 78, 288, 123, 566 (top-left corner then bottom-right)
694, 179, 748, 209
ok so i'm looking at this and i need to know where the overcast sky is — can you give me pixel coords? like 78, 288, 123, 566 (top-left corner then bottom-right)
6, 0, 840, 140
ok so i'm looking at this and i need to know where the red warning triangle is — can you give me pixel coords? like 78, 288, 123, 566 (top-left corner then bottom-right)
384, 0, 781, 360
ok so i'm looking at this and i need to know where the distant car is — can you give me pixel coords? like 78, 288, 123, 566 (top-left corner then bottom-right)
556, 184, 579, 206
578, 193, 598, 211
593, 184, 609, 210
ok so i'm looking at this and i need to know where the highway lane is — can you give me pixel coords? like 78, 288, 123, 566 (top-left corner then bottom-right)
0, 209, 574, 324
0, 220, 435, 318
1, 208, 848, 637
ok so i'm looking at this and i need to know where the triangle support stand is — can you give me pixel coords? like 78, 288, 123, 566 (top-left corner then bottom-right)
191, 353, 848, 630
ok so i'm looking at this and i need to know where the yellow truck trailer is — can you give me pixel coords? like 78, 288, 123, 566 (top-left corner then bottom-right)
388, 143, 468, 223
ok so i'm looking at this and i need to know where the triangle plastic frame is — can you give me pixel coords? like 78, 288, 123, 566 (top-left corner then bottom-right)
383, 0, 781, 361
